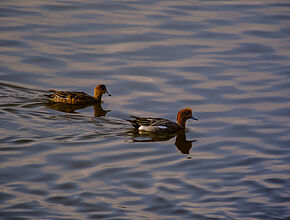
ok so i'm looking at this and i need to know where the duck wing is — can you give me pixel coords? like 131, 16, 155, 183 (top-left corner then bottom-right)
68, 91, 90, 99
49, 90, 90, 99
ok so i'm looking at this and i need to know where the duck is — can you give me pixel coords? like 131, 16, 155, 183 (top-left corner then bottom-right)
46, 84, 111, 105
127, 108, 198, 134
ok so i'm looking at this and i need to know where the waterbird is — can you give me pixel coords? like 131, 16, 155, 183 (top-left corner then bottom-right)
127, 108, 198, 134
46, 84, 111, 105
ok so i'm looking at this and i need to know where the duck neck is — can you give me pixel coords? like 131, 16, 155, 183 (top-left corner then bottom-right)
94, 90, 102, 101
177, 115, 186, 128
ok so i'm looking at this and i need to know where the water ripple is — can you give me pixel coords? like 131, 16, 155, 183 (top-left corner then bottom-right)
0, 0, 289, 219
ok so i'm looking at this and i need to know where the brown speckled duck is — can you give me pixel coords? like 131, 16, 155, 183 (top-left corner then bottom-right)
128, 108, 198, 134
47, 84, 111, 104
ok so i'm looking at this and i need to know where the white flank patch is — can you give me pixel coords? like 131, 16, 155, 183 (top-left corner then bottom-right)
157, 126, 167, 129
138, 125, 149, 131
139, 125, 167, 132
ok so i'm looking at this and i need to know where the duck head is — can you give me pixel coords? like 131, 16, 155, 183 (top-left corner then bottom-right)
177, 108, 198, 127
94, 84, 111, 99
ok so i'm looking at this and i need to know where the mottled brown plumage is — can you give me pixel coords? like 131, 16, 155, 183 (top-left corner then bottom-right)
47, 84, 111, 104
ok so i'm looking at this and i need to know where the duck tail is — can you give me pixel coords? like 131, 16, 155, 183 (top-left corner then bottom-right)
43, 89, 56, 98
126, 115, 141, 129
44, 94, 52, 98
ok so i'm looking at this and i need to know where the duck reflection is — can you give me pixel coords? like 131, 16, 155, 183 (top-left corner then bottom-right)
174, 130, 197, 154
92, 102, 111, 117
45, 102, 110, 117
131, 129, 197, 154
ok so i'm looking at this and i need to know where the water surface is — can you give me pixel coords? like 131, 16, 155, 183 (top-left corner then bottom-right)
0, 0, 290, 219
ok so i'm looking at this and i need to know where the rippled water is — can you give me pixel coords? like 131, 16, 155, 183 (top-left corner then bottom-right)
0, 0, 290, 219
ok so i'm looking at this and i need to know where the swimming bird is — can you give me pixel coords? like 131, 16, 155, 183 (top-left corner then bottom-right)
127, 108, 198, 134
46, 84, 111, 104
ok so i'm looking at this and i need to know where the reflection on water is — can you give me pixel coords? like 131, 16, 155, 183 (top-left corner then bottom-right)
45, 101, 111, 117
0, 0, 290, 219
131, 129, 197, 155
175, 130, 197, 155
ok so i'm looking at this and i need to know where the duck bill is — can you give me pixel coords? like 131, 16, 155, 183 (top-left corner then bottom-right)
191, 116, 198, 121
106, 91, 111, 96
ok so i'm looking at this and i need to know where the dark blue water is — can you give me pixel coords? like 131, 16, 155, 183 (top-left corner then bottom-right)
0, 0, 289, 219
